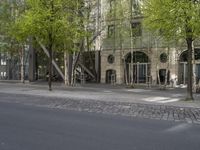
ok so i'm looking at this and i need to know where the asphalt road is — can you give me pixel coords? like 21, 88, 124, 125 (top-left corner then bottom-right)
0, 97, 200, 150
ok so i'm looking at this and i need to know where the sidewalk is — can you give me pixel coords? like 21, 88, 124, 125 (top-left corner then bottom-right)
0, 80, 200, 107
0, 81, 200, 124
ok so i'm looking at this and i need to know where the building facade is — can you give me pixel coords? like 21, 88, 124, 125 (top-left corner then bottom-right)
98, 0, 200, 86
0, 0, 200, 87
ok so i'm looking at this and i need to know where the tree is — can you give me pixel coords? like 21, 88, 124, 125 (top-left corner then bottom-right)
12, 0, 84, 90
0, 0, 26, 82
65, 0, 105, 85
142, 0, 200, 100
105, 0, 144, 85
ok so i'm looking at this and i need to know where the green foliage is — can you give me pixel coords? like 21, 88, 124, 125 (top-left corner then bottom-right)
11, 0, 85, 52
142, 0, 200, 100
142, 0, 200, 41
105, 0, 145, 45
106, 0, 133, 40
107, 0, 131, 20
0, 0, 24, 54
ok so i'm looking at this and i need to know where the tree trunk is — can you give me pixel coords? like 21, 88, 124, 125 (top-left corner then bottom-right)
186, 38, 194, 100
20, 47, 25, 83
68, 54, 73, 86
124, 58, 128, 85
64, 51, 69, 85
48, 0, 54, 91
48, 45, 53, 91
71, 52, 77, 85
157, 67, 161, 87
80, 40, 85, 84
164, 46, 170, 88
192, 45, 196, 93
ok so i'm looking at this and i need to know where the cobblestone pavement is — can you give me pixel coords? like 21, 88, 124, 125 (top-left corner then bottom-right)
44, 98, 200, 125
0, 92, 200, 125
0, 82, 200, 124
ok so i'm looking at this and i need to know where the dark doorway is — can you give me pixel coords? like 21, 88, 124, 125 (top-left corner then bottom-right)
159, 69, 170, 84
106, 69, 116, 84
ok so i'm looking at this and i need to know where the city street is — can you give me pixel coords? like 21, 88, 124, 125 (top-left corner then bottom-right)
0, 88, 200, 150
0, 83, 200, 124
1, 0, 200, 149
0, 92, 200, 150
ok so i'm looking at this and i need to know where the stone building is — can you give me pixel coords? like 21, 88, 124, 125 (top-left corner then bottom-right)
1, 0, 200, 86
98, 0, 200, 86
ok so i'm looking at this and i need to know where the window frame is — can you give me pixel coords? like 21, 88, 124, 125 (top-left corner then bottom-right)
131, 22, 142, 37
107, 25, 115, 38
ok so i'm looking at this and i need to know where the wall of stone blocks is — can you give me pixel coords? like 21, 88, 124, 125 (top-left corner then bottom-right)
101, 47, 182, 85
101, 50, 124, 84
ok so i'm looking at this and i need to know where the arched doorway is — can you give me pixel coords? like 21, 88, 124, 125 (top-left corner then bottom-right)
125, 51, 150, 84
179, 49, 200, 84
106, 69, 116, 84
159, 69, 170, 84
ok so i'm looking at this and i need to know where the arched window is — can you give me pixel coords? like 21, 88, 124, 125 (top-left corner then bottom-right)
125, 51, 150, 84
180, 49, 200, 62
125, 51, 149, 63
179, 49, 200, 84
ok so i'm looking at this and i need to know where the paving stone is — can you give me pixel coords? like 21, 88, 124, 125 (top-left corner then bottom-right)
1, 83, 200, 125
185, 118, 193, 124
162, 116, 168, 120
192, 120, 200, 124
168, 111, 174, 121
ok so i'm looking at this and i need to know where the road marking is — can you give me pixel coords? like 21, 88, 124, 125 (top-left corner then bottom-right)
103, 90, 112, 93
